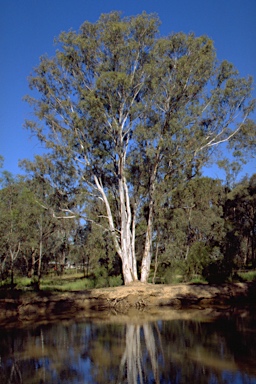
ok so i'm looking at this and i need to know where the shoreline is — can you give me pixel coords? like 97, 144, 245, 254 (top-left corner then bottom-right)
0, 281, 255, 327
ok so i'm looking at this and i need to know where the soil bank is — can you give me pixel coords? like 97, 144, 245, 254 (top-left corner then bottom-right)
0, 281, 255, 327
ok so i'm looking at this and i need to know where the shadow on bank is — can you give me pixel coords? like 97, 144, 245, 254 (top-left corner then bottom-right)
0, 281, 255, 328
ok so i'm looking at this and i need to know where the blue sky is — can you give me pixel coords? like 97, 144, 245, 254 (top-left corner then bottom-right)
0, 0, 255, 181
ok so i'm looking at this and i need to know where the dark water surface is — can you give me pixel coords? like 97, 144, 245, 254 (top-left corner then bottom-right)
1, 308, 256, 384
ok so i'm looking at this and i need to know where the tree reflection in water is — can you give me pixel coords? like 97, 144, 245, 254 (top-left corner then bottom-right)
118, 323, 161, 383
0, 310, 256, 383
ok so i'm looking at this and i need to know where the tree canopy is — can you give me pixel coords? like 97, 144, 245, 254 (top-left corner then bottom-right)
23, 12, 256, 284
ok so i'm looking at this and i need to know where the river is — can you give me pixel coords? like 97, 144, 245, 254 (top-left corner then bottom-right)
0, 307, 256, 383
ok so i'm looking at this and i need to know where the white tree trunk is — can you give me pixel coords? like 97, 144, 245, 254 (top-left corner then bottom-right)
140, 152, 160, 283
9, 243, 20, 287
140, 201, 153, 283
94, 174, 137, 285
37, 216, 43, 282
119, 175, 138, 284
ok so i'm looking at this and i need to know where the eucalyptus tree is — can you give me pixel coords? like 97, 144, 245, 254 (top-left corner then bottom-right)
0, 174, 42, 284
24, 12, 255, 284
150, 177, 226, 281
26, 174, 77, 280
224, 174, 256, 267
0, 168, 75, 285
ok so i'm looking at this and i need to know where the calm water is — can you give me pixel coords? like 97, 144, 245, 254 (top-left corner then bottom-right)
0, 308, 256, 384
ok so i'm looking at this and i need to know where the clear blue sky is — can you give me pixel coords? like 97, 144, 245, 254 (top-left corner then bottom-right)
0, 0, 255, 180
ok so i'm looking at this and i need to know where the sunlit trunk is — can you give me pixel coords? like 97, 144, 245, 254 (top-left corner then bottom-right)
141, 150, 160, 283
119, 176, 138, 284
140, 201, 153, 283
94, 174, 138, 285
38, 239, 42, 280
131, 201, 138, 279
1, 255, 7, 280
244, 237, 250, 266
152, 240, 159, 284
9, 243, 20, 288
36, 216, 43, 289
30, 249, 36, 278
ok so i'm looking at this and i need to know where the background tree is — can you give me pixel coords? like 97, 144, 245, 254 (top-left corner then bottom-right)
26, 174, 78, 283
152, 177, 226, 282
224, 174, 256, 268
0, 167, 77, 287
24, 12, 256, 284
72, 196, 123, 285
0, 174, 43, 286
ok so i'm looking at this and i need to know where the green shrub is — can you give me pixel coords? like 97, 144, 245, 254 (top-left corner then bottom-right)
189, 275, 207, 284
15, 277, 31, 288
236, 270, 256, 282
0, 279, 11, 289
202, 260, 232, 284
92, 265, 123, 288
180, 243, 231, 284
61, 279, 93, 291
182, 242, 211, 281
92, 266, 108, 288
108, 275, 123, 287
161, 266, 183, 284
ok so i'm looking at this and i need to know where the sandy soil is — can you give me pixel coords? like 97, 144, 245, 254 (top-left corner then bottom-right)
0, 281, 255, 327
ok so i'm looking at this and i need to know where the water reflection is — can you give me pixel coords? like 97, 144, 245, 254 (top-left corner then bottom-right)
0, 309, 256, 383
118, 323, 161, 383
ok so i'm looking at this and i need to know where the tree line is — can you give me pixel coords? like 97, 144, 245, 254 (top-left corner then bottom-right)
1, 161, 255, 286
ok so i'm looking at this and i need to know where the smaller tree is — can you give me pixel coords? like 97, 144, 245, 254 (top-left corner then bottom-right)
224, 174, 256, 268
0, 174, 42, 286
153, 177, 226, 282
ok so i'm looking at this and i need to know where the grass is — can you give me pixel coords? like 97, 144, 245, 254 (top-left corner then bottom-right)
236, 270, 256, 282
0, 272, 95, 292
1, 270, 123, 291
40, 272, 96, 291
1, 269, 256, 292
41, 279, 94, 291
189, 275, 208, 284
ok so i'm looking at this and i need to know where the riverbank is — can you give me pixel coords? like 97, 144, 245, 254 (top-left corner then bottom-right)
0, 281, 255, 327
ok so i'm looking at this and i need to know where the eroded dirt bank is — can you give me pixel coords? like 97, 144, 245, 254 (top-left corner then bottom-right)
0, 281, 255, 327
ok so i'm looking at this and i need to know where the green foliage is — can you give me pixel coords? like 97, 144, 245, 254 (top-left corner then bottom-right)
1, 171, 256, 286
189, 276, 207, 284
143, 173, 256, 285
92, 267, 109, 288
39, 276, 94, 291
0, 13, 255, 285
222, 174, 256, 270
1, 270, 124, 291
21, 11, 256, 284
161, 266, 183, 284
182, 242, 212, 280
237, 270, 256, 282
108, 275, 123, 287
14, 277, 32, 289
175, 242, 233, 284
202, 259, 233, 284
92, 266, 123, 288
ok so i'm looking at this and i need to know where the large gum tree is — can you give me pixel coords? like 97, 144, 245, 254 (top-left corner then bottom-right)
24, 12, 255, 284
